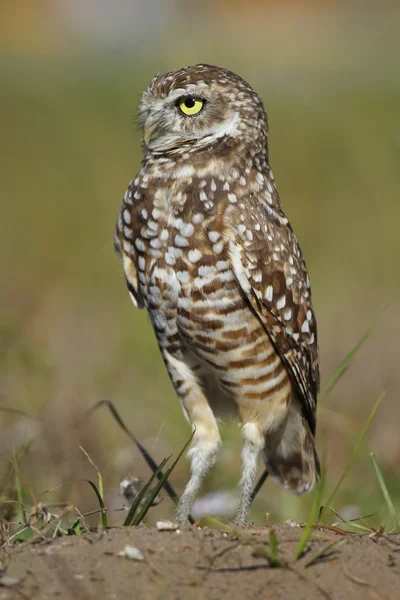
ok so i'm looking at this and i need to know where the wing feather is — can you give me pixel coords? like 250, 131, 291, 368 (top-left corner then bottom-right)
229, 196, 319, 434
115, 179, 145, 310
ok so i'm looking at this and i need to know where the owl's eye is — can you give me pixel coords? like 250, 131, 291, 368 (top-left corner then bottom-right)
177, 96, 204, 116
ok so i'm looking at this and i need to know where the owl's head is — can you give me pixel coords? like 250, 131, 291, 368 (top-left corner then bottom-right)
139, 64, 268, 156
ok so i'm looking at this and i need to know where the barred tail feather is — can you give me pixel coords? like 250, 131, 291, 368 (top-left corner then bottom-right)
263, 396, 320, 494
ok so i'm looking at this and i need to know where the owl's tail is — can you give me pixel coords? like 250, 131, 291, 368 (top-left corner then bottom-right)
262, 396, 320, 495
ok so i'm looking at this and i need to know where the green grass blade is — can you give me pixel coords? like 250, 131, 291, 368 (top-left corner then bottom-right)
11, 450, 26, 525
295, 460, 326, 560
319, 329, 370, 401
41, 480, 77, 495
87, 400, 171, 486
79, 446, 106, 528
320, 392, 384, 520
81, 479, 107, 528
320, 506, 373, 533
2, 440, 35, 490
370, 452, 399, 532
196, 515, 237, 535
0, 407, 42, 420
123, 457, 170, 526
251, 533, 286, 568
269, 528, 279, 559
268, 529, 286, 568
131, 431, 195, 526
87, 400, 193, 521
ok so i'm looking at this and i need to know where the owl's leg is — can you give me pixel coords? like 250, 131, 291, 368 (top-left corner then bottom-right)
162, 350, 221, 524
233, 422, 264, 526
175, 420, 221, 524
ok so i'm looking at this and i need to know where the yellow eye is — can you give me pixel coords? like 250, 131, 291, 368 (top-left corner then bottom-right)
178, 97, 204, 116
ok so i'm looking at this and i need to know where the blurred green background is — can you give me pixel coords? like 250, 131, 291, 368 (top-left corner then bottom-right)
1, 0, 400, 526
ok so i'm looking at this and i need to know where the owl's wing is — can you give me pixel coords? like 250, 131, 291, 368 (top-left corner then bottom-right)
228, 197, 319, 434
114, 179, 145, 310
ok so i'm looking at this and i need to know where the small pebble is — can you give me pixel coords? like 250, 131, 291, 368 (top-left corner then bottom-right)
156, 521, 179, 531
285, 520, 301, 528
117, 545, 144, 561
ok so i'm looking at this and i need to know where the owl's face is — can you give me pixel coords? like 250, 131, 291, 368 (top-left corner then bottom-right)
139, 64, 267, 156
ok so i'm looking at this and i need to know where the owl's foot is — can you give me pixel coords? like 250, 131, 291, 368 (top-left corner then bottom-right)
232, 511, 249, 527
175, 429, 222, 525
174, 499, 192, 525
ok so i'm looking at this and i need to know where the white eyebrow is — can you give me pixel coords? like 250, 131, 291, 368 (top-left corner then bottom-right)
167, 86, 207, 102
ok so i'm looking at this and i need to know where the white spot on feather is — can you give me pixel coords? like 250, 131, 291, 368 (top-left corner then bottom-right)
180, 223, 194, 237
229, 242, 251, 295
301, 320, 310, 333
208, 231, 220, 243
277, 295, 286, 310
135, 238, 145, 252
193, 213, 204, 224
175, 235, 189, 247
177, 271, 190, 284
198, 265, 217, 277
188, 249, 201, 263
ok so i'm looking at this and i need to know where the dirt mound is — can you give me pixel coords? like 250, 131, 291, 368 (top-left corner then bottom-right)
1, 523, 399, 599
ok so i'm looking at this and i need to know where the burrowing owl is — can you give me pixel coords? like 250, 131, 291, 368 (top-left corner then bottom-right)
114, 64, 320, 525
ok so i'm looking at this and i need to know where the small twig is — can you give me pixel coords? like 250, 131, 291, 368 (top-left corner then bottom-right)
28, 505, 75, 544
342, 564, 385, 595
74, 507, 90, 533
369, 524, 385, 539
197, 564, 270, 573
342, 565, 390, 600
52, 520, 62, 539
311, 523, 352, 537
1, 526, 30, 547
80, 506, 126, 519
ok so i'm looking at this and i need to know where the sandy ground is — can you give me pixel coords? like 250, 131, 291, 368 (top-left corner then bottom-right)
1, 523, 399, 600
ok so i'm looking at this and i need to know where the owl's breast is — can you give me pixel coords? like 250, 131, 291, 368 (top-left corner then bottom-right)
132, 202, 243, 335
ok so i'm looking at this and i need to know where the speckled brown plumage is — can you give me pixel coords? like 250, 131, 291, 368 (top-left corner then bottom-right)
114, 64, 320, 525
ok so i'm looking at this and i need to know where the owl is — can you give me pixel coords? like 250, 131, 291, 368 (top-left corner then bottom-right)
114, 64, 320, 526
